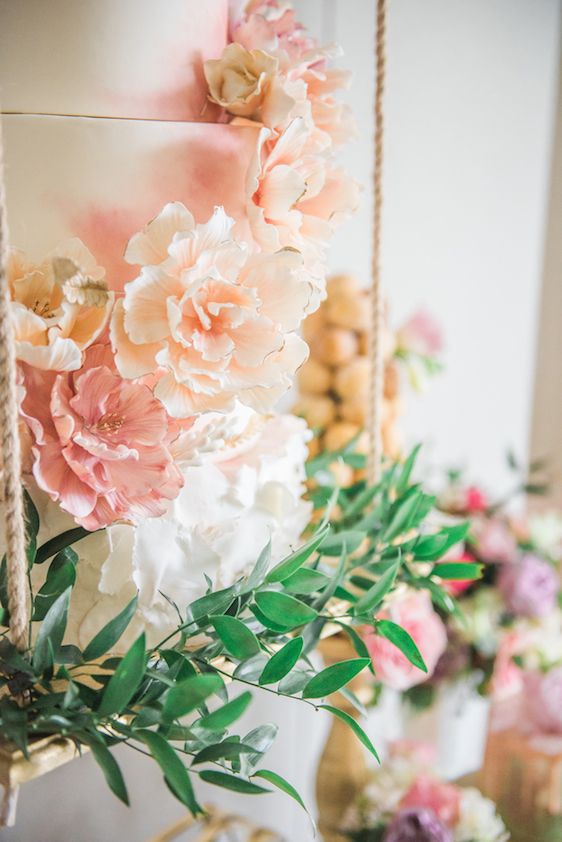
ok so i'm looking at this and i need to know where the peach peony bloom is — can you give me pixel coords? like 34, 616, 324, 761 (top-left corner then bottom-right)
246, 119, 359, 260
204, 42, 297, 129
363, 591, 448, 691
114, 203, 310, 418
19, 344, 183, 531
8, 240, 113, 372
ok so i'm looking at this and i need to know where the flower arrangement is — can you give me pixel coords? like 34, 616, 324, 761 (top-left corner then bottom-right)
402, 460, 560, 711
344, 742, 509, 842
0, 0, 474, 821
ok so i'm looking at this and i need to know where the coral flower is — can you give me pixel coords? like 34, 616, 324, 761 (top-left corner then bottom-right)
8, 239, 113, 371
113, 202, 310, 417
20, 345, 183, 531
246, 119, 359, 260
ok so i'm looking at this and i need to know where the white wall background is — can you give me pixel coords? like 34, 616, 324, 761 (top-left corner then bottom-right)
2, 3, 560, 841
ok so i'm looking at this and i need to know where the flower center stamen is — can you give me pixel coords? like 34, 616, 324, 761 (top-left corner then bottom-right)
97, 412, 124, 435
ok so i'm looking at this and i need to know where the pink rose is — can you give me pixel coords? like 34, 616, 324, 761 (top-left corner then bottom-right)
20, 344, 184, 530
399, 776, 461, 828
522, 668, 562, 734
363, 592, 448, 691
472, 516, 517, 563
464, 486, 488, 514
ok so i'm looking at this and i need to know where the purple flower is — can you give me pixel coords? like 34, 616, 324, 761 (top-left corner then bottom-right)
499, 553, 558, 618
384, 808, 453, 842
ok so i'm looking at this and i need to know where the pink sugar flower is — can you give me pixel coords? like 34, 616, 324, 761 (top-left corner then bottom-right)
472, 517, 517, 563
363, 592, 447, 691
20, 345, 183, 530
399, 776, 461, 828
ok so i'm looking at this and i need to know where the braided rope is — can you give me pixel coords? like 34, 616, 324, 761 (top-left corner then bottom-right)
0, 126, 29, 652
367, 0, 387, 486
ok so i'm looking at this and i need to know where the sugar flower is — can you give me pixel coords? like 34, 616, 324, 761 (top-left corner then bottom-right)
246, 119, 359, 261
204, 42, 298, 128
384, 808, 453, 842
231, 1, 356, 146
8, 239, 113, 371
498, 552, 558, 618
20, 344, 184, 531
113, 203, 310, 417
32, 411, 312, 649
363, 591, 447, 690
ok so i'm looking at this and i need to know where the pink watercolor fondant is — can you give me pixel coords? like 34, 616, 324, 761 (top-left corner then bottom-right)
3, 115, 259, 291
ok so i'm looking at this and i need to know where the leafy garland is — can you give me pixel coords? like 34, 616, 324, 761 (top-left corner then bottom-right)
0, 447, 480, 817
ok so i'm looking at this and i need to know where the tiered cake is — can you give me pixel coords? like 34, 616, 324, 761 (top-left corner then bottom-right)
1, 0, 258, 286
1, 0, 361, 647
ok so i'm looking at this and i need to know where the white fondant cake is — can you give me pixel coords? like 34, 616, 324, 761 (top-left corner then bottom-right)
2, 114, 258, 289
0, 0, 227, 121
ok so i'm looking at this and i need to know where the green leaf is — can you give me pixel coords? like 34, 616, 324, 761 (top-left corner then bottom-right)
97, 633, 147, 716
35, 527, 92, 564
32, 587, 71, 674
376, 619, 427, 672
266, 527, 329, 583
198, 770, 271, 795
318, 705, 380, 762
80, 734, 129, 805
139, 729, 201, 814
302, 658, 370, 699
337, 625, 375, 674
188, 586, 237, 622
162, 673, 223, 721
353, 562, 399, 616
318, 530, 365, 557
233, 652, 269, 682
413, 522, 470, 561
395, 444, 422, 494
33, 560, 76, 621
282, 568, 330, 595
432, 562, 483, 581
243, 540, 271, 592
253, 769, 308, 813
383, 489, 423, 542
259, 637, 303, 686
197, 691, 252, 731
192, 741, 257, 765
239, 724, 278, 775
23, 489, 39, 567
210, 615, 261, 660
250, 604, 294, 633
254, 592, 317, 630
83, 596, 138, 662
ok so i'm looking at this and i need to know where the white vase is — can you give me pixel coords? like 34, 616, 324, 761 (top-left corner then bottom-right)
402, 677, 491, 780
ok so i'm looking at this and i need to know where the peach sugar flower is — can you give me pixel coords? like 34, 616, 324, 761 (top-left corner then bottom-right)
8, 239, 113, 371
112, 202, 310, 418
246, 119, 359, 260
20, 344, 184, 531
229, 1, 356, 145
